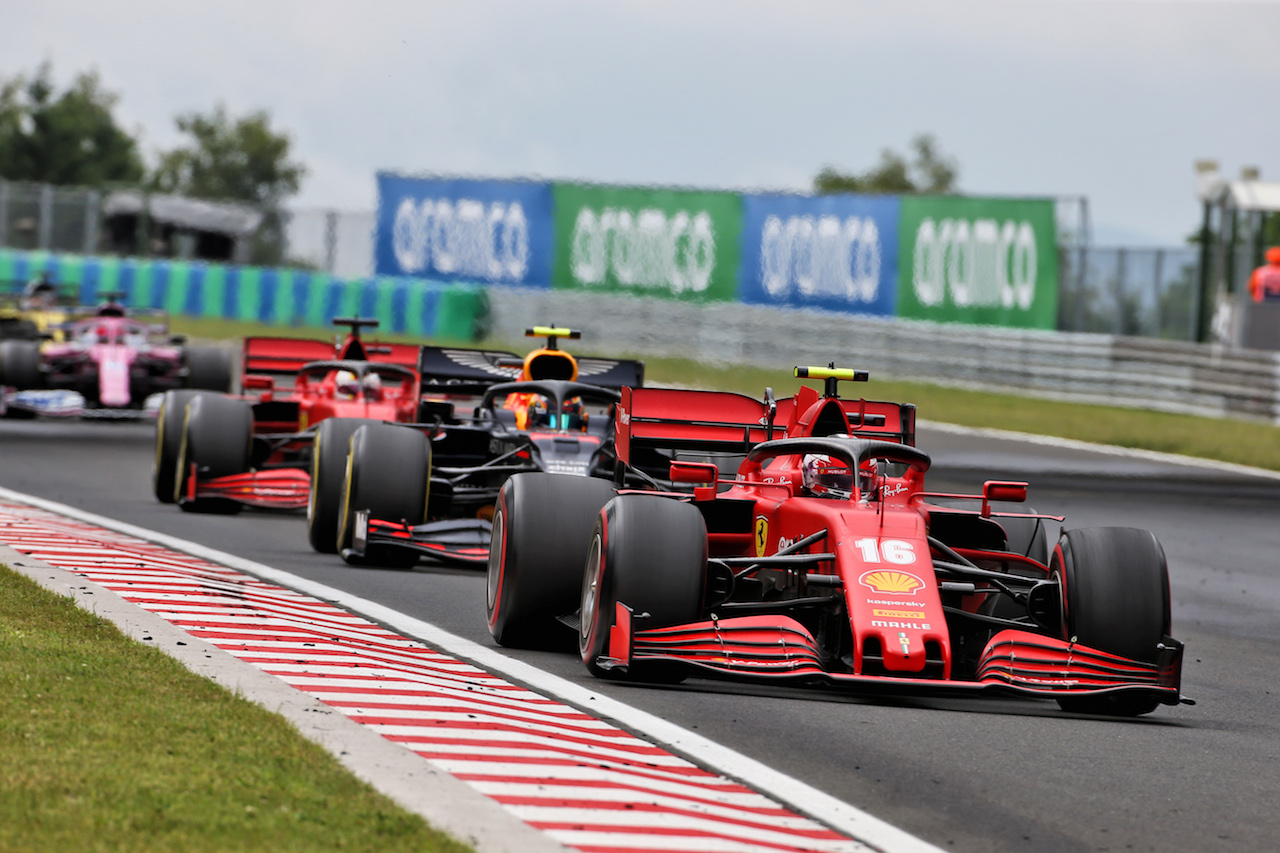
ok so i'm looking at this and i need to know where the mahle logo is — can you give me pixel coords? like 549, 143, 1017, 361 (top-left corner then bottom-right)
760, 214, 881, 303
570, 207, 716, 294
912, 217, 1038, 310
392, 197, 529, 282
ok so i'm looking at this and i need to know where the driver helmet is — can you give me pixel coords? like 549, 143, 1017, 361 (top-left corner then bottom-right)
1268, 246, 1280, 265
335, 370, 359, 399
23, 276, 57, 309
801, 454, 853, 496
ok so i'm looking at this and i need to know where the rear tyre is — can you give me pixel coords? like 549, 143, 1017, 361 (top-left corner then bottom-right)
486, 474, 617, 649
307, 417, 381, 553
154, 389, 204, 503
184, 347, 234, 393
1052, 527, 1171, 716
175, 394, 252, 514
0, 318, 39, 341
0, 340, 42, 390
580, 495, 707, 680
337, 423, 431, 568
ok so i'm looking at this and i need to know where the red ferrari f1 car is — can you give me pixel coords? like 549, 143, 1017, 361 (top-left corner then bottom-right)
486, 366, 1186, 716
152, 317, 424, 549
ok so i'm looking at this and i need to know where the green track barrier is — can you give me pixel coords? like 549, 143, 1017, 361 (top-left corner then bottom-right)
0, 249, 487, 341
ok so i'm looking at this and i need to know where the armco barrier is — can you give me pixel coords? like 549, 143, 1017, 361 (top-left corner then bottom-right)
0, 249, 487, 341
483, 286, 1280, 425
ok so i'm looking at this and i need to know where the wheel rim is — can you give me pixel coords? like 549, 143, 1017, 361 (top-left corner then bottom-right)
153, 398, 167, 485
486, 507, 505, 611
307, 430, 322, 523
336, 443, 357, 551
1051, 567, 1070, 642
580, 531, 604, 643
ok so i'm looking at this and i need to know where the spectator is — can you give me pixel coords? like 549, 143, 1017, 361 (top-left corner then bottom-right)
1248, 247, 1280, 302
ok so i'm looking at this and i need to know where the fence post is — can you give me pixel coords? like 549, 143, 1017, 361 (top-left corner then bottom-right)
1152, 248, 1165, 338
0, 181, 8, 249
84, 190, 100, 254
1114, 248, 1127, 334
324, 210, 338, 274
1074, 246, 1087, 331
38, 184, 54, 250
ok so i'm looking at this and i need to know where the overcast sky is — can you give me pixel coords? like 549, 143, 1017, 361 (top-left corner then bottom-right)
5, 0, 1278, 245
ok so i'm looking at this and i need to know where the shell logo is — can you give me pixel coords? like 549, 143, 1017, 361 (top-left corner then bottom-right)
859, 570, 925, 595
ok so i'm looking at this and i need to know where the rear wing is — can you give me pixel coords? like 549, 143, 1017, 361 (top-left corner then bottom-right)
242, 336, 421, 391
419, 345, 645, 395
576, 356, 644, 390
242, 337, 340, 382
785, 383, 917, 446
359, 342, 422, 370
616, 386, 783, 468
419, 346, 523, 395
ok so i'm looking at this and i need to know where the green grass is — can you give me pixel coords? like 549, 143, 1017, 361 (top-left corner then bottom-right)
168, 315, 1280, 471
0, 565, 472, 853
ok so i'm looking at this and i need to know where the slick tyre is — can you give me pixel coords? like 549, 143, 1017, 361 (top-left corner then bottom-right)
184, 346, 234, 393
579, 495, 707, 681
1052, 526, 1171, 717
337, 422, 430, 568
487, 474, 617, 649
0, 340, 41, 390
308, 417, 381, 553
175, 394, 252, 514
154, 389, 203, 504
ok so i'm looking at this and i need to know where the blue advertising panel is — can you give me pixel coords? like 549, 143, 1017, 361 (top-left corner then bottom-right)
375, 174, 554, 288
738, 193, 900, 315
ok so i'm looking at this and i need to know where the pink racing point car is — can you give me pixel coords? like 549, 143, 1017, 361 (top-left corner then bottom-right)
0, 292, 230, 419
487, 366, 1188, 717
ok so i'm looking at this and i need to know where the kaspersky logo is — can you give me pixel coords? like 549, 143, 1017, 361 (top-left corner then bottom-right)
570, 207, 716, 294
911, 217, 1038, 310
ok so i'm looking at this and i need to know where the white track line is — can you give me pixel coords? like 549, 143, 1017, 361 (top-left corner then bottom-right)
917, 420, 1280, 481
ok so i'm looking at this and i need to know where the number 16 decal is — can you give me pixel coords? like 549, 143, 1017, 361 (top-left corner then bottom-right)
853, 538, 917, 565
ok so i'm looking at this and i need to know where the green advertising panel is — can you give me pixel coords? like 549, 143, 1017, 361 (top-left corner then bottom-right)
897, 196, 1058, 329
552, 183, 743, 302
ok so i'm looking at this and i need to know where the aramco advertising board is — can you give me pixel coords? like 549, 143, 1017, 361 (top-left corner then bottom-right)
375, 174, 554, 289
896, 196, 1058, 329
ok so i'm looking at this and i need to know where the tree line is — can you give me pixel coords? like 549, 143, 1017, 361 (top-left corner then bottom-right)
0, 62, 305, 212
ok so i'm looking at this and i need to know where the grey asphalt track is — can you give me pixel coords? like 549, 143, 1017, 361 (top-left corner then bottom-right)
2, 418, 1278, 852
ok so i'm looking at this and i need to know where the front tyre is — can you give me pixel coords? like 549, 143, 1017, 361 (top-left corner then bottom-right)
154, 389, 204, 503
486, 474, 617, 649
580, 495, 707, 680
1052, 526, 1171, 716
0, 340, 42, 390
307, 417, 380, 553
337, 422, 431, 568
175, 394, 252, 514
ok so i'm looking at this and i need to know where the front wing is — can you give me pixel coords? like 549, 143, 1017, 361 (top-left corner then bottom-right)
599, 608, 1184, 706
345, 512, 492, 566
183, 467, 311, 509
